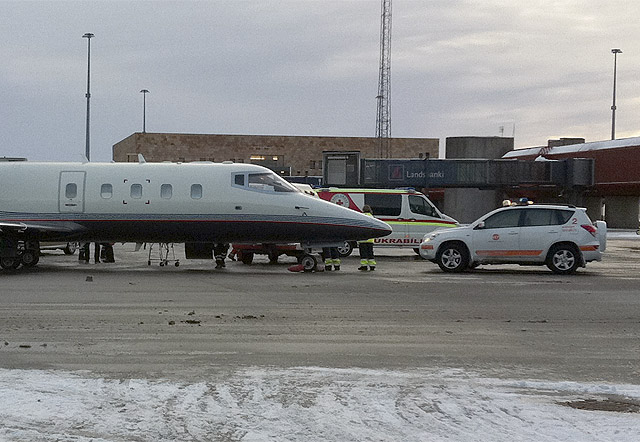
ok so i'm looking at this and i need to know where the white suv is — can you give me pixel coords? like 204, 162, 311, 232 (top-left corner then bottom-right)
419, 204, 606, 274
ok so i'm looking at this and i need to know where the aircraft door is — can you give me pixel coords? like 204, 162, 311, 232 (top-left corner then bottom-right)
59, 171, 86, 213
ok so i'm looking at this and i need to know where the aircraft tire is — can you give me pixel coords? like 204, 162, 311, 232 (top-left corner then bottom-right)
300, 254, 317, 272
0, 257, 21, 270
21, 250, 40, 267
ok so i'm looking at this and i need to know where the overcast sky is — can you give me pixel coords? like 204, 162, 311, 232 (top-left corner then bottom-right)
1, 0, 638, 162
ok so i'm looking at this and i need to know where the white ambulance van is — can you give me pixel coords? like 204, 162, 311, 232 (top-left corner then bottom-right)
316, 188, 458, 255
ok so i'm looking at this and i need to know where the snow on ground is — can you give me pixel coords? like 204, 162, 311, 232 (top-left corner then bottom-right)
607, 229, 640, 240
0, 367, 639, 441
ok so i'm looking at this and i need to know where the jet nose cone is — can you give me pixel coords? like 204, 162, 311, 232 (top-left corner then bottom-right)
367, 217, 392, 238
352, 213, 391, 239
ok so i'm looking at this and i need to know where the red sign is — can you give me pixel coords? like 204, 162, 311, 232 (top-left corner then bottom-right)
492, 234, 500, 241
389, 165, 404, 180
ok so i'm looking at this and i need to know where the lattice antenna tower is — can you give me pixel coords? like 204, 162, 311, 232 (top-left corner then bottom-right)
376, 0, 392, 158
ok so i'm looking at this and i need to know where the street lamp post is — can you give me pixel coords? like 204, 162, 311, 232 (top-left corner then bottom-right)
140, 89, 150, 133
611, 48, 622, 140
82, 33, 94, 160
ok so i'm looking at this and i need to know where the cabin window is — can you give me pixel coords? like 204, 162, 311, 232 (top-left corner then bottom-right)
191, 184, 203, 199
160, 184, 172, 199
100, 184, 113, 199
65, 183, 77, 199
234, 174, 245, 186
130, 184, 143, 199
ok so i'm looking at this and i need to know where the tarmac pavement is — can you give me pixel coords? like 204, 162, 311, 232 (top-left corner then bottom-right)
1, 236, 639, 385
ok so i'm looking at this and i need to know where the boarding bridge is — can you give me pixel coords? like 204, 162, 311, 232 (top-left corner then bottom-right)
323, 154, 595, 222
323, 154, 594, 190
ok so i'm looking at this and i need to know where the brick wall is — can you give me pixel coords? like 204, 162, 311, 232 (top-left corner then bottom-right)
112, 133, 439, 176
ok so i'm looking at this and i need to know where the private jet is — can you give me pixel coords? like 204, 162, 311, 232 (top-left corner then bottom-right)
0, 159, 391, 271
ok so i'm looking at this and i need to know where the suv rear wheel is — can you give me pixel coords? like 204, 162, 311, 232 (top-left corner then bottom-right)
436, 243, 469, 273
546, 244, 580, 274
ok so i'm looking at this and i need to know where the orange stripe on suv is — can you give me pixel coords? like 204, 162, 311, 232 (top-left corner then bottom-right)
476, 250, 543, 257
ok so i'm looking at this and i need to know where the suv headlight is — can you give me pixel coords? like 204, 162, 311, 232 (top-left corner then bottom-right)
423, 232, 439, 242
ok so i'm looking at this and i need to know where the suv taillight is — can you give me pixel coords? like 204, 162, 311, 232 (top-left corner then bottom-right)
581, 224, 597, 237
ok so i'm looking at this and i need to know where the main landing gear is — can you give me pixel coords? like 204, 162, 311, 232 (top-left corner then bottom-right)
0, 239, 41, 271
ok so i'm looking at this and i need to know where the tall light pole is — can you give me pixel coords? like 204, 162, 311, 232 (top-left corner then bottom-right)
611, 48, 622, 140
140, 89, 149, 133
82, 33, 94, 160
375, 0, 392, 158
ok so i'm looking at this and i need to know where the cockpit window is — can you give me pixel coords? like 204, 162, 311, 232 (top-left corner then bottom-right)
248, 172, 297, 192
233, 171, 298, 193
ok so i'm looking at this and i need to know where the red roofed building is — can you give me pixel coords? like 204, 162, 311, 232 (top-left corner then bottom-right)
504, 136, 640, 228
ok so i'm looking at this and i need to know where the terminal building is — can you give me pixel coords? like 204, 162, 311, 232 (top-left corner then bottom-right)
113, 132, 438, 177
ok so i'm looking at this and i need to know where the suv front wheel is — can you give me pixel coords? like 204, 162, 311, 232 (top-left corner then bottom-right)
436, 243, 469, 273
546, 244, 580, 274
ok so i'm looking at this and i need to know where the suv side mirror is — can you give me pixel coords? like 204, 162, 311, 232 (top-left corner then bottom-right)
474, 221, 486, 230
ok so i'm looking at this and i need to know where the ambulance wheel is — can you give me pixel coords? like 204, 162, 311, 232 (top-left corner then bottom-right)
337, 241, 355, 257
0, 257, 21, 270
435, 243, 468, 273
21, 250, 40, 267
63, 242, 78, 255
300, 254, 317, 272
